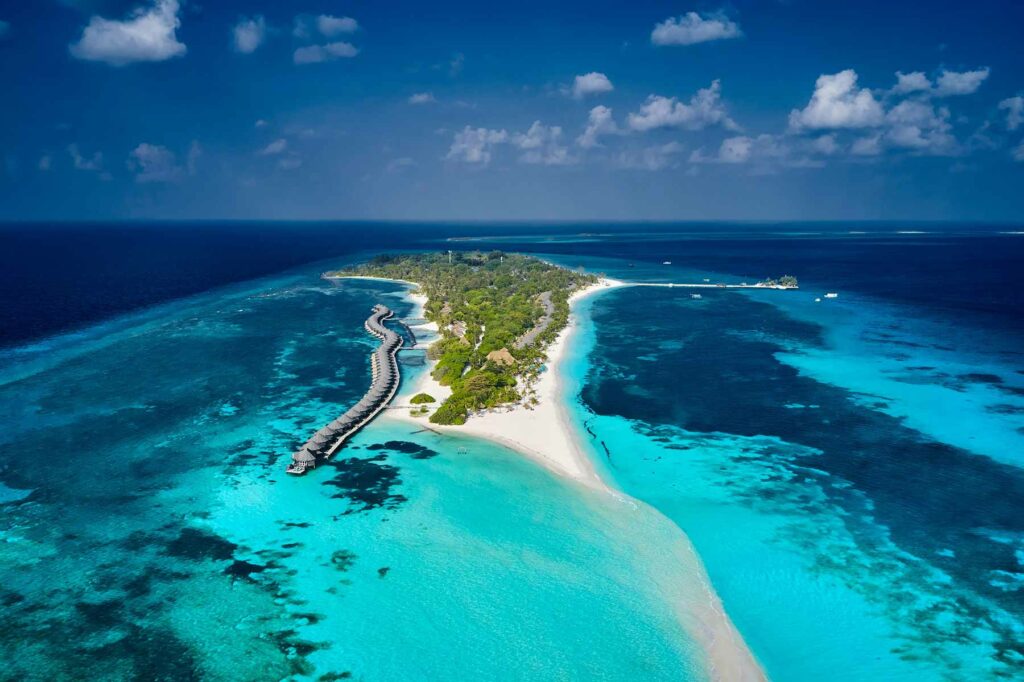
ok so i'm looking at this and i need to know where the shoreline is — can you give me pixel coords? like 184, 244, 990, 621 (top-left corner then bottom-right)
388, 277, 624, 489
347, 272, 765, 682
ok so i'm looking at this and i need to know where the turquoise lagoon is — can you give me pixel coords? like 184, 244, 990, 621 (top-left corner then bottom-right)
0, 266, 712, 681
552, 250, 1024, 682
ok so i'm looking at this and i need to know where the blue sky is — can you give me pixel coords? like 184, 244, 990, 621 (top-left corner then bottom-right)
1, 0, 1023, 221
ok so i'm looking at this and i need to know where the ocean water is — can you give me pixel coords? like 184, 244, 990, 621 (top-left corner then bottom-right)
3, 223, 1024, 680
485, 233, 1024, 680
0, 261, 709, 680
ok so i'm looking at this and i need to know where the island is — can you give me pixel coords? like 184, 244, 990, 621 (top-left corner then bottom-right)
326, 251, 597, 425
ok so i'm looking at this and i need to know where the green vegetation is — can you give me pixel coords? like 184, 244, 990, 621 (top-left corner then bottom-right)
759, 275, 799, 288
410, 393, 436, 404
330, 251, 597, 425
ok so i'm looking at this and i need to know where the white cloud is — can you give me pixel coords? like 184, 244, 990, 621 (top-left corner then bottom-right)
408, 92, 436, 105
998, 96, 1023, 131
892, 71, 932, 95
232, 15, 266, 54
445, 126, 509, 165
255, 119, 268, 128
934, 67, 989, 96
259, 139, 288, 156
278, 156, 303, 170
128, 143, 182, 183
627, 80, 738, 132
316, 15, 358, 37
513, 122, 573, 165
851, 134, 883, 156
812, 134, 840, 155
884, 100, 956, 155
577, 105, 618, 148
716, 136, 754, 163
293, 42, 358, 64
690, 134, 787, 165
615, 142, 685, 171
570, 72, 614, 100
1012, 141, 1024, 162
69, 0, 186, 66
38, 155, 52, 171
651, 12, 741, 46
67, 144, 103, 171
788, 70, 884, 130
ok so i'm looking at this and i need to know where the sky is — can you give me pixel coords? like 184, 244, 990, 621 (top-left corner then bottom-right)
1, 0, 1023, 222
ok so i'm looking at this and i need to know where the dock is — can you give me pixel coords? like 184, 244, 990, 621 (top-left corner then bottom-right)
286, 304, 404, 475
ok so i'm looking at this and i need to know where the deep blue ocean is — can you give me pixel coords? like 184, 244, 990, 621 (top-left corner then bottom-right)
2, 222, 1023, 680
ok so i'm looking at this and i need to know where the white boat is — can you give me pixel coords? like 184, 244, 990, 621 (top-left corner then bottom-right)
691, 294, 702, 299
815, 297, 821, 302
824, 292, 838, 299
703, 278, 710, 282
662, 261, 672, 265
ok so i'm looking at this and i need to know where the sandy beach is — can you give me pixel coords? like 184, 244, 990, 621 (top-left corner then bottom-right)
347, 273, 766, 682
388, 277, 623, 488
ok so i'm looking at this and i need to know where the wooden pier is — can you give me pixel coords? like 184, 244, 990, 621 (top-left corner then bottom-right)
286, 304, 404, 475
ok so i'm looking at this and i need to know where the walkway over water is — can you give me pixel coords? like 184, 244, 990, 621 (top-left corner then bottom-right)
287, 304, 404, 475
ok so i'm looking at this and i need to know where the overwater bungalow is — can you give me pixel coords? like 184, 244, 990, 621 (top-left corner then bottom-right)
287, 304, 404, 475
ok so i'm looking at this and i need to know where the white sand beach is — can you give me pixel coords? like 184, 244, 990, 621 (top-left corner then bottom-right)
389, 277, 623, 487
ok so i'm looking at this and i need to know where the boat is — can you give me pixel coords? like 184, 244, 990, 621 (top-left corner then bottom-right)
662, 261, 672, 265
815, 297, 821, 302
691, 293, 702, 299
703, 278, 710, 282
824, 292, 839, 299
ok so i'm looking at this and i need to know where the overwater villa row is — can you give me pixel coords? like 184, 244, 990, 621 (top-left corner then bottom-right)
286, 304, 404, 475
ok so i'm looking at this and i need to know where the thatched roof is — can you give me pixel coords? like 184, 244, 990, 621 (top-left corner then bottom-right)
486, 348, 517, 366
293, 448, 316, 463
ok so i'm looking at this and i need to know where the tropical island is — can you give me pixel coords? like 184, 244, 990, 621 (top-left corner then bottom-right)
326, 251, 597, 425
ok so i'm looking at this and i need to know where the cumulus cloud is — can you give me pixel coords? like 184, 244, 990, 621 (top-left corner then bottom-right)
38, 155, 52, 171
127, 143, 185, 183
408, 92, 436, 105
615, 142, 685, 171
892, 71, 932, 95
812, 134, 840, 155
293, 41, 358, 64
577, 105, 619, 148
1000, 96, 1024, 131
569, 72, 614, 100
67, 144, 103, 171
232, 15, 266, 54
627, 80, 738, 132
259, 139, 288, 156
788, 70, 884, 130
445, 126, 509, 165
651, 11, 741, 46
1012, 141, 1024, 162
316, 15, 358, 37
69, 0, 186, 66
934, 67, 989, 96
851, 134, 883, 156
883, 100, 956, 155
513, 122, 573, 165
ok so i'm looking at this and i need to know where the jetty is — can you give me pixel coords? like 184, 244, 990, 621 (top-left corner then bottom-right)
286, 304, 404, 475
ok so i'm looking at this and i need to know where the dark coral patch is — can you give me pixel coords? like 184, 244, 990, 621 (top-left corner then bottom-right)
224, 560, 267, 582
366, 440, 439, 459
330, 550, 357, 572
322, 455, 407, 513
164, 528, 237, 561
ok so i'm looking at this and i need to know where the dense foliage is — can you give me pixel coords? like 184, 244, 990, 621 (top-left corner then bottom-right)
759, 275, 799, 288
332, 251, 596, 424
410, 393, 435, 404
